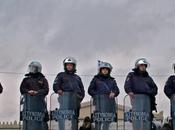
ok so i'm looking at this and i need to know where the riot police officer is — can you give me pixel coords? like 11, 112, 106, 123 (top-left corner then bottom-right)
164, 63, 175, 99
20, 61, 49, 130
88, 60, 119, 130
88, 60, 119, 98
53, 57, 85, 99
124, 58, 158, 104
124, 58, 158, 129
20, 61, 49, 96
53, 57, 85, 129
0, 83, 3, 94
164, 63, 175, 130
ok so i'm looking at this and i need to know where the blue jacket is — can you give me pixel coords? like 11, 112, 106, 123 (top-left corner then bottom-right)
164, 75, 175, 99
88, 74, 120, 97
53, 72, 85, 100
124, 69, 158, 96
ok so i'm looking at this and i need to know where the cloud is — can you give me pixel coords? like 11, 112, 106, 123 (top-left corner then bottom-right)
0, 0, 175, 121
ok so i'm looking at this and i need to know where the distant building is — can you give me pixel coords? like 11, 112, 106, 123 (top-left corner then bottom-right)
0, 121, 20, 129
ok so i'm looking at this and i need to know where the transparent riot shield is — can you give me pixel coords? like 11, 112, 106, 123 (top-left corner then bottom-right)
123, 94, 151, 130
20, 94, 48, 130
171, 94, 175, 130
50, 92, 80, 130
90, 94, 118, 130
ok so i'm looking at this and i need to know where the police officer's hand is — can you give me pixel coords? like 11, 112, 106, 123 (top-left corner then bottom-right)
28, 90, 34, 95
128, 92, 134, 99
128, 92, 134, 105
109, 92, 115, 99
57, 90, 63, 96
28, 90, 38, 96
32, 91, 38, 95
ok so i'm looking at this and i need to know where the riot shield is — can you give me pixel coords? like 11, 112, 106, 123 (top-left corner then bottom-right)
20, 94, 48, 130
123, 94, 151, 130
19, 95, 24, 130
90, 94, 118, 130
50, 92, 80, 130
171, 94, 175, 130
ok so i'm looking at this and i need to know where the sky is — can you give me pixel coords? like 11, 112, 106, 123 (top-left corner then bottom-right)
0, 0, 175, 121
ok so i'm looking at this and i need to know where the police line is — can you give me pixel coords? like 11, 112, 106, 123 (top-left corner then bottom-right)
19, 93, 163, 130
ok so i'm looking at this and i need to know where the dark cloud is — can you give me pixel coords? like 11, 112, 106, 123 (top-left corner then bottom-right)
0, 0, 175, 121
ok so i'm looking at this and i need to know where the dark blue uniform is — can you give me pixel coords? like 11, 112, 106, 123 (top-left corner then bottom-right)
0, 83, 3, 93
20, 72, 49, 130
53, 72, 85, 100
88, 74, 119, 97
164, 75, 175, 99
20, 73, 49, 96
124, 69, 158, 96
0, 83, 2, 93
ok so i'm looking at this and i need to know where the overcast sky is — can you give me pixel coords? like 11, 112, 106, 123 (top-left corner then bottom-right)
0, 0, 175, 121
